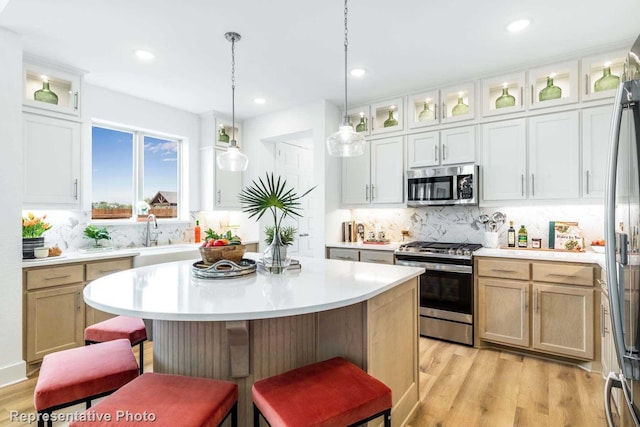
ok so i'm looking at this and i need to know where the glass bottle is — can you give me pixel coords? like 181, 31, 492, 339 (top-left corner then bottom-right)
518, 225, 528, 248
218, 125, 230, 143
507, 221, 516, 247
495, 87, 516, 109
539, 76, 562, 101
451, 96, 469, 116
355, 113, 367, 132
594, 66, 620, 92
383, 110, 398, 127
418, 102, 435, 121
34, 81, 59, 105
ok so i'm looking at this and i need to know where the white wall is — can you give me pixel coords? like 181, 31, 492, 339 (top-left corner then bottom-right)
241, 100, 341, 257
0, 27, 27, 387
83, 85, 201, 215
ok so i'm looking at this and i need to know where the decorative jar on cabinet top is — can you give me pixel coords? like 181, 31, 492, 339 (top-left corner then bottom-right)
451, 96, 469, 116
495, 87, 516, 109
33, 81, 58, 105
356, 113, 367, 132
218, 125, 229, 143
383, 110, 398, 127
594, 66, 620, 92
418, 102, 435, 121
539, 76, 562, 101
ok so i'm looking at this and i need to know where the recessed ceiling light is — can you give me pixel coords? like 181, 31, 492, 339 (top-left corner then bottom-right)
254, 98, 266, 104
507, 19, 530, 33
350, 68, 366, 77
134, 49, 155, 61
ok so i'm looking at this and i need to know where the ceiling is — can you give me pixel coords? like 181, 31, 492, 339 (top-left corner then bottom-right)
1, 0, 639, 120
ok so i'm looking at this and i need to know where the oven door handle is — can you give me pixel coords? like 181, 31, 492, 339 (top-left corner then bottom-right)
396, 259, 472, 274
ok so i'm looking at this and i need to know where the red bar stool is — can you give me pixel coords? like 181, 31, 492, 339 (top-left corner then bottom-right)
34, 338, 139, 427
70, 373, 238, 427
84, 315, 147, 374
252, 357, 392, 427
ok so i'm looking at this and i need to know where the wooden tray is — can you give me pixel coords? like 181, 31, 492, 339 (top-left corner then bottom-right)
499, 246, 585, 253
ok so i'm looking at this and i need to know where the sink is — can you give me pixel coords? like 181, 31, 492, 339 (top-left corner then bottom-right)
132, 244, 201, 268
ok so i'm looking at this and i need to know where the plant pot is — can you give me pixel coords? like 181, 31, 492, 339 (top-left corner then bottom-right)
23, 237, 45, 259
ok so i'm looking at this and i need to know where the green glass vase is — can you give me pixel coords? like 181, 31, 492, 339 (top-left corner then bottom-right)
34, 81, 58, 105
451, 96, 469, 116
355, 115, 367, 132
383, 110, 398, 127
418, 102, 435, 121
218, 126, 229, 143
495, 87, 516, 109
594, 66, 620, 92
539, 77, 562, 101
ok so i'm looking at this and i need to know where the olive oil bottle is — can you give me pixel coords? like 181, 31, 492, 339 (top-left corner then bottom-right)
518, 225, 528, 248
507, 221, 516, 247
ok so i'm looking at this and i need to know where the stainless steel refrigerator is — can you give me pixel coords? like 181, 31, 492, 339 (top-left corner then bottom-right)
605, 34, 640, 427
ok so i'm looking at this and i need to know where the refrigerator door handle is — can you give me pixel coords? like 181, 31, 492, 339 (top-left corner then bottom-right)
605, 372, 623, 427
620, 373, 640, 426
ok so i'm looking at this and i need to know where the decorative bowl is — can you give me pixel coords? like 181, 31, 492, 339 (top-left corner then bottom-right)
34, 247, 50, 258
591, 245, 605, 254
199, 244, 246, 265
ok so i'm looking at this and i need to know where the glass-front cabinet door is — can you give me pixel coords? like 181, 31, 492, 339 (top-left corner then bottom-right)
346, 105, 371, 137
408, 90, 440, 129
440, 82, 475, 124
529, 60, 579, 110
582, 50, 626, 102
482, 71, 526, 117
370, 97, 404, 135
23, 60, 81, 117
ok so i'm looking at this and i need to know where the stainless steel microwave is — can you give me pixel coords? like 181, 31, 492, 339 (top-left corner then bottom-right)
407, 165, 479, 206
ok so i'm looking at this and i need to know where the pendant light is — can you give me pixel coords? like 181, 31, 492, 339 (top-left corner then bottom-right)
326, 0, 366, 157
217, 32, 249, 172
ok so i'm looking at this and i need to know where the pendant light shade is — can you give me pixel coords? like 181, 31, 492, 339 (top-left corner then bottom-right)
326, 0, 366, 157
217, 32, 248, 172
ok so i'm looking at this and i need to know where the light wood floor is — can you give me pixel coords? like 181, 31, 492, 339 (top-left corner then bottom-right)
0, 339, 609, 427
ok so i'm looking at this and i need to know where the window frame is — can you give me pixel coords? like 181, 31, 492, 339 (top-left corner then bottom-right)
90, 121, 186, 223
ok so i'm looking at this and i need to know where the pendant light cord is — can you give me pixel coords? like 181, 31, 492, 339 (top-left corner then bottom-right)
231, 36, 236, 144
343, 0, 349, 125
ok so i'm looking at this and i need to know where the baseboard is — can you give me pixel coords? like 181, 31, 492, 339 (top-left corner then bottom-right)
0, 360, 27, 388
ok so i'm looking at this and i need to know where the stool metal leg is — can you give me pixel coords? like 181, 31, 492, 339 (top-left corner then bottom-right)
231, 402, 238, 427
253, 404, 261, 427
384, 409, 391, 427
138, 341, 144, 374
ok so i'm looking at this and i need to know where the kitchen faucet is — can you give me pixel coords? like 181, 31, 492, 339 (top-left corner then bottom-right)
144, 214, 158, 247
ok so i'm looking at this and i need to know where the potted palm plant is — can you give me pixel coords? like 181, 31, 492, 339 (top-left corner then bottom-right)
239, 173, 314, 273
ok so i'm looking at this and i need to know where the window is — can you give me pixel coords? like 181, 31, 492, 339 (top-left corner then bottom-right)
91, 125, 181, 220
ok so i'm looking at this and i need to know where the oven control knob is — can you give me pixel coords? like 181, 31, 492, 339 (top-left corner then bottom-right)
456, 249, 464, 255
448, 249, 456, 255
463, 249, 471, 256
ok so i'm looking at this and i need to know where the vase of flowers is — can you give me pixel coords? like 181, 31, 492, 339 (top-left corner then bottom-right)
22, 212, 51, 259
239, 173, 315, 274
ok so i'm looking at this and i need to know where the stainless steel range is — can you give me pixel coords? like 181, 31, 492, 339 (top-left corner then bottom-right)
395, 241, 482, 346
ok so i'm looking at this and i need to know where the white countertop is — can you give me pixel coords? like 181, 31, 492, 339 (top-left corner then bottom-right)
326, 242, 401, 251
476, 247, 606, 268
83, 252, 424, 321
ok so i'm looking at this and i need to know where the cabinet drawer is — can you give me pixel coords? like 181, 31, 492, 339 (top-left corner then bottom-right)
360, 250, 394, 265
26, 264, 84, 290
86, 258, 132, 281
477, 258, 530, 280
532, 263, 594, 287
329, 248, 359, 261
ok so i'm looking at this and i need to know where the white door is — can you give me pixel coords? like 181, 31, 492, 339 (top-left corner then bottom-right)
276, 142, 316, 258
481, 119, 527, 201
370, 136, 404, 204
582, 105, 613, 199
528, 111, 580, 200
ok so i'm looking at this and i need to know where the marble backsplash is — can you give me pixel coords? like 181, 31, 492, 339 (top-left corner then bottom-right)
350, 205, 606, 248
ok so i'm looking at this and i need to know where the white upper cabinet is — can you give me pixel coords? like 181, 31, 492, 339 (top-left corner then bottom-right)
440, 82, 475, 124
582, 105, 614, 199
23, 59, 82, 119
482, 71, 526, 117
407, 90, 440, 130
342, 142, 372, 205
528, 60, 579, 110
581, 50, 627, 102
481, 119, 527, 202
407, 131, 440, 168
370, 98, 404, 135
528, 111, 580, 199
407, 127, 475, 168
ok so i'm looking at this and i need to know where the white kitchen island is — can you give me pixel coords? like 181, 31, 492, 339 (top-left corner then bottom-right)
83, 253, 424, 427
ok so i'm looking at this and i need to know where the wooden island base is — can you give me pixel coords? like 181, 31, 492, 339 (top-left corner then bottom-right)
153, 277, 419, 427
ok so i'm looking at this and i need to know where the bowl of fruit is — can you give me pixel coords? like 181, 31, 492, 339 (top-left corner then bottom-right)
591, 239, 605, 253
199, 229, 245, 264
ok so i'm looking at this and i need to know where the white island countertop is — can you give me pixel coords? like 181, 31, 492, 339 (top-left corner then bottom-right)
84, 252, 424, 321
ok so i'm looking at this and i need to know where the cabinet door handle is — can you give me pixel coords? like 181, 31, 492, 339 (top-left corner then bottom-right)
442, 143, 446, 160
531, 84, 534, 105
491, 268, 516, 273
371, 185, 376, 201
585, 74, 589, 95
335, 256, 355, 260
76, 291, 82, 312
586, 170, 590, 194
434, 145, 438, 162
45, 274, 71, 281
368, 259, 389, 263
99, 269, 120, 274
74, 179, 78, 200
521, 174, 524, 197
601, 303, 605, 337
365, 184, 369, 201
520, 86, 524, 106
522, 288, 527, 312
74, 92, 79, 110
531, 174, 535, 197
217, 190, 221, 204
534, 290, 539, 313
597, 278, 606, 286
299, 233, 309, 237
434, 103, 438, 120
371, 116, 375, 131
442, 102, 446, 119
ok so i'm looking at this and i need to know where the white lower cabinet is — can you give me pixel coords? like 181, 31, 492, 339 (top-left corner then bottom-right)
23, 113, 81, 208
327, 247, 394, 265
342, 136, 404, 206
